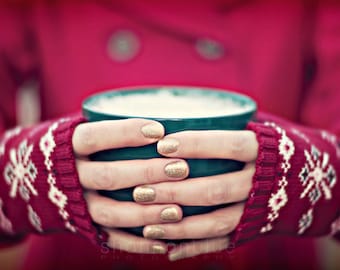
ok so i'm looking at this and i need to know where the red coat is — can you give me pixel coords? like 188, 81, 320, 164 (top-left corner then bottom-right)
0, 1, 339, 269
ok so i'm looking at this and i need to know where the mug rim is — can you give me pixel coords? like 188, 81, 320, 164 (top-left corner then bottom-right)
82, 85, 257, 121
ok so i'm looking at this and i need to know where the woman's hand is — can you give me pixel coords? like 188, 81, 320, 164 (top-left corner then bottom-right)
133, 130, 258, 260
72, 119, 190, 255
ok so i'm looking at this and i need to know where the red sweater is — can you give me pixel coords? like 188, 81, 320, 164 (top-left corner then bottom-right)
0, 1, 339, 269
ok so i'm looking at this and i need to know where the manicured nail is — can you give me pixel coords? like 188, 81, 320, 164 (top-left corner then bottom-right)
151, 244, 167, 254
144, 226, 165, 239
160, 207, 179, 221
164, 161, 188, 178
133, 186, 155, 202
141, 122, 164, 139
169, 251, 185, 261
157, 138, 179, 154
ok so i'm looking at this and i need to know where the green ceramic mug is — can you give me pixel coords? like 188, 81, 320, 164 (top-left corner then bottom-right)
82, 86, 257, 237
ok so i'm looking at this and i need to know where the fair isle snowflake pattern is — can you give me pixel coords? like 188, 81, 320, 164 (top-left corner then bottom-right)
0, 198, 14, 234
260, 122, 295, 234
298, 145, 337, 234
39, 120, 76, 233
299, 146, 336, 203
0, 127, 22, 157
3, 140, 38, 201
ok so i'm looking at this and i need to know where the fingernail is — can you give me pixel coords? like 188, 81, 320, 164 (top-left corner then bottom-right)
144, 226, 165, 239
164, 161, 188, 178
158, 138, 179, 154
169, 251, 185, 261
141, 122, 164, 139
160, 207, 180, 221
133, 186, 155, 202
151, 244, 167, 254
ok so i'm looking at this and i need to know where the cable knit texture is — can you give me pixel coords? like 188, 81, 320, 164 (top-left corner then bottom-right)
0, 114, 106, 246
229, 115, 340, 249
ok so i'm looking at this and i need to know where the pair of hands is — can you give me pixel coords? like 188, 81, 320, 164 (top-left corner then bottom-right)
72, 119, 258, 261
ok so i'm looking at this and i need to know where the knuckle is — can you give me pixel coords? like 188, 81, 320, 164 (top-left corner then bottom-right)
166, 187, 177, 203
78, 124, 97, 150
214, 216, 231, 236
120, 123, 133, 143
139, 206, 151, 225
132, 242, 147, 254
229, 134, 247, 156
206, 183, 229, 205
93, 164, 115, 189
189, 136, 201, 156
175, 224, 188, 239
95, 208, 112, 227
143, 166, 155, 183
120, 119, 143, 146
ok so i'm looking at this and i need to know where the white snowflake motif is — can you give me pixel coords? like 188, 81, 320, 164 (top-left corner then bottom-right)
267, 184, 288, 222
299, 145, 337, 204
4, 140, 38, 200
0, 198, 14, 234
298, 145, 337, 235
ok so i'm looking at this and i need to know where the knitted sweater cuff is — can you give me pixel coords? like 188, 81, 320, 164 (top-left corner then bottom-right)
0, 114, 107, 247
51, 116, 107, 245
229, 119, 340, 249
229, 122, 280, 249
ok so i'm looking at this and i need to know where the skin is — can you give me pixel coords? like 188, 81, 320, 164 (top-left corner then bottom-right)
72, 119, 258, 260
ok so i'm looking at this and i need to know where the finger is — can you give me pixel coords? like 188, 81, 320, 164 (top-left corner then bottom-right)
134, 165, 254, 205
85, 192, 182, 227
143, 203, 244, 240
157, 130, 258, 162
105, 228, 168, 255
168, 237, 229, 261
73, 119, 164, 156
78, 158, 189, 190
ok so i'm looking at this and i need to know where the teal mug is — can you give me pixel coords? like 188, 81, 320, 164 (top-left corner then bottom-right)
82, 86, 257, 237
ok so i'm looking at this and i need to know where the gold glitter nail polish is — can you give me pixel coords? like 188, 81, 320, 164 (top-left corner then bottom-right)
141, 123, 164, 139
151, 244, 167, 254
144, 226, 165, 239
160, 207, 179, 221
157, 138, 179, 154
169, 251, 184, 261
133, 186, 155, 202
164, 161, 188, 178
